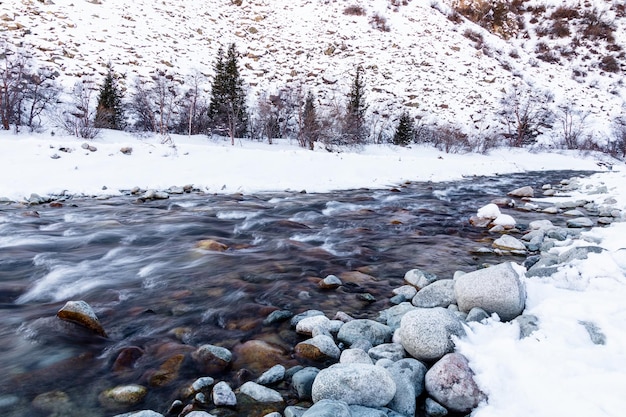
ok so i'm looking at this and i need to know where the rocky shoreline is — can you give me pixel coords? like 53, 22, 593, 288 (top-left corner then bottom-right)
10, 173, 624, 417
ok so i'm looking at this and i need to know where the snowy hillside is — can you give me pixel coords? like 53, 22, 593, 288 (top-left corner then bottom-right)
1, 0, 625, 141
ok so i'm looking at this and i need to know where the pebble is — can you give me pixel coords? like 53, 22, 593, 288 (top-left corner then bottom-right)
239, 382, 284, 403
257, 364, 286, 385
212, 381, 237, 406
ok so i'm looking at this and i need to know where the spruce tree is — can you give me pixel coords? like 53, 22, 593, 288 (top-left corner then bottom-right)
342, 65, 368, 145
208, 43, 249, 145
300, 91, 320, 150
393, 112, 414, 146
95, 65, 125, 130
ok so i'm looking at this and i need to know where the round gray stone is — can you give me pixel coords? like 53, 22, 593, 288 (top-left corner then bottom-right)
302, 399, 351, 417
312, 363, 396, 407
454, 262, 526, 321
292, 367, 320, 400
399, 307, 466, 361
425, 353, 485, 413
412, 279, 456, 308
337, 319, 393, 346
212, 381, 236, 407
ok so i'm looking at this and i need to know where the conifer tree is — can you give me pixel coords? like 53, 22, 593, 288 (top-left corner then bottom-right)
95, 65, 125, 130
393, 111, 414, 146
342, 65, 368, 145
299, 91, 320, 150
208, 43, 249, 145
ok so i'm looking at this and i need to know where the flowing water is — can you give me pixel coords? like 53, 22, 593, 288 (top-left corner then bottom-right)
0, 171, 594, 416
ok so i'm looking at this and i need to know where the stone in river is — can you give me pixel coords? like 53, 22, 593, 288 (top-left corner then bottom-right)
507, 186, 534, 198
319, 274, 342, 289
239, 381, 284, 403
404, 269, 438, 289
212, 381, 237, 406
301, 399, 351, 417
192, 344, 232, 374
292, 367, 321, 400
566, 217, 594, 228
56, 300, 107, 337
113, 346, 145, 372
295, 335, 341, 361
195, 239, 229, 251
256, 364, 286, 385
232, 340, 294, 373
99, 384, 148, 410
492, 235, 526, 252
32, 390, 72, 413
147, 354, 185, 387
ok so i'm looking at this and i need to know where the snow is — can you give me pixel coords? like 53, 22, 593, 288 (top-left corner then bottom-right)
1, 128, 626, 416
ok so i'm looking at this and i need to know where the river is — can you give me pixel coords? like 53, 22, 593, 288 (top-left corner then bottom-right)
0, 171, 593, 417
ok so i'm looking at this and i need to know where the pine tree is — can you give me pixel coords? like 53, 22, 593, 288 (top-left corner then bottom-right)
393, 111, 414, 146
342, 65, 368, 145
299, 91, 320, 150
95, 65, 125, 130
208, 43, 249, 145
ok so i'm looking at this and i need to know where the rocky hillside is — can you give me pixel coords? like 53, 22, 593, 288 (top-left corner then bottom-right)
1, 0, 624, 142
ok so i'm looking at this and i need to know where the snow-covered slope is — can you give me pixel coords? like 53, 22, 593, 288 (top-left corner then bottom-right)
1, 0, 624, 140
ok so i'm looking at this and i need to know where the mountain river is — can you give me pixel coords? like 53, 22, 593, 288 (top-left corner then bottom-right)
0, 170, 596, 416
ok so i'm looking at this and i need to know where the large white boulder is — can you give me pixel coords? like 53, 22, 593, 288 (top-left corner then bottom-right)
454, 262, 526, 321
398, 307, 465, 361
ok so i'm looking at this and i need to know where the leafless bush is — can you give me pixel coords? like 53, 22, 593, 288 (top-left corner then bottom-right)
469, 129, 503, 154
550, 19, 571, 38
609, 116, 626, 159
463, 29, 484, 49
550, 6, 579, 20
130, 72, 180, 136
499, 85, 553, 147
582, 9, 615, 42
599, 55, 620, 73
344, 5, 366, 16
556, 105, 588, 150
452, 0, 522, 38
370, 13, 390, 32
57, 79, 100, 139
432, 124, 470, 154
173, 72, 210, 136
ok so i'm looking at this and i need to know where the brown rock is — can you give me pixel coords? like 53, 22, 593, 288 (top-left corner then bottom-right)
32, 390, 72, 413
196, 239, 229, 252
112, 346, 145, 372
56, 300, 107, 337
232, 340, 293, 373
147, 354, 185, 387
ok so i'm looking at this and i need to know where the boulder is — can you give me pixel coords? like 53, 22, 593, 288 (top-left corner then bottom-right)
295, 335, 340, 361
337, 319, 393, 346
191, 344, 232, 373
312, 363, 396, 407
212, 381, 237, 406
381, 358, 428, 416
399, 307, 465, 361
425, 353, 485, 413
507, 186, 534, 198
56, 300, 107, 337
302, 399, 351, 417
99, 384, 147, 410
297, 316, 331, 336
239, 382, 283, 403
404, 269, 438, 289
340, 348, 373, 365
412, 279, 455, 308
566, 217, 594, 228
292, 367, 320, 400
368, 343, 405, 362
492, 235, 526, 252
454, 262, 526, 321
257, 364, 286, 385
195, 239, 229, 252
319, 275, 342, 289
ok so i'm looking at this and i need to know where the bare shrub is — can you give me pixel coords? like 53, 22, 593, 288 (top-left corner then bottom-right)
550, 19, 571, 38
582, 9, 615, 42
370, 12, 390, 32
499, 85, 553, 147
452, 0, 522, 38
599, 55, 620, 73
344, 5, 366, 16
57, 79, 100, 139
463, 29, 484, 49
130, 72, 180, 136
607, 116, 626, 159
431, 124, 470, 153
557, 105, 588, 150
550, 6, 579, 20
